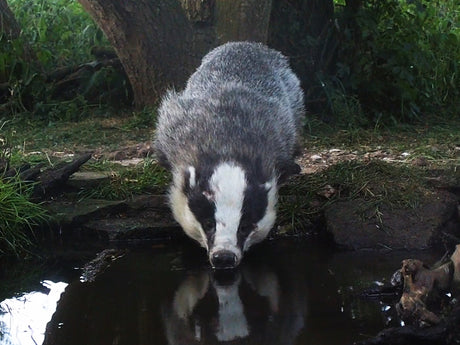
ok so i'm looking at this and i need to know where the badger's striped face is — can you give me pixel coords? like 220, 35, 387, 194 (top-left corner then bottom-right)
169, 162, 277, 269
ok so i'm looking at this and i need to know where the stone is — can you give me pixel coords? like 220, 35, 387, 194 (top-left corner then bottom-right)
44, 194, 180, 243
44, 198, 128, 225
67, 171, 110, 189
83, 217, 183, 241
325, 191, 459, 250
126, 194, 169, 210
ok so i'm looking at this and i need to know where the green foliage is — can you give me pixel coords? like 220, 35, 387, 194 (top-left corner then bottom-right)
331, 0, 459, 123
1, 0, 129, 119
0, 176, 48, 257
9, 0, 106, 69
1, 121, 48, 257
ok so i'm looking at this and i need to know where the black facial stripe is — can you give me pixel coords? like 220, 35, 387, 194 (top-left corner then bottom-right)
237, 184, 268, 247
188, 193, 215, 223
242, 184, 269, 222
187, 190, 216, 246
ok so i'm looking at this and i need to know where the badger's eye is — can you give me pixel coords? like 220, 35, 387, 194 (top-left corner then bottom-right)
202, 190, 215, 201
201, 218, 215, 231
240, 222, 257, 234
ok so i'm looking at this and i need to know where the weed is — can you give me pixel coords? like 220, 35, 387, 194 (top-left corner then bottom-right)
317, 74, 368, 128
0, 176, 48, 257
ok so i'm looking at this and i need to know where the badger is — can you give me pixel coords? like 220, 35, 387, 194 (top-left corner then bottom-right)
154, 41, 305, 269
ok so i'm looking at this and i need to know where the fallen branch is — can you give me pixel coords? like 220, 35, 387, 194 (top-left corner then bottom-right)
33, 153, 92, 198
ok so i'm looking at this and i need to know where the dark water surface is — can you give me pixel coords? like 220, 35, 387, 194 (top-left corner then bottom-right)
0, 239, 441, 345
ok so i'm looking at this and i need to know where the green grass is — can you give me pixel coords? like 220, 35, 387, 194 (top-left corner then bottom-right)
0, 176, 48, 256
304, 115, 460, 167
278, 160, 437, 234
3, 110, 155, 162
81, 158, 170, 200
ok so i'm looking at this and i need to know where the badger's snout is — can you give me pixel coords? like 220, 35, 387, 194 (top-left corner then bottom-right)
210, 250, 238, 269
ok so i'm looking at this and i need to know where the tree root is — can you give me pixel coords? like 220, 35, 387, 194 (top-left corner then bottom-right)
356, 244, 460, 345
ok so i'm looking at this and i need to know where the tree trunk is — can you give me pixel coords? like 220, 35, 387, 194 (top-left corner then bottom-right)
0, 0, 21, 39
268, 0, 336, 106
215, 0, 273, 43
77, 0, 273, 108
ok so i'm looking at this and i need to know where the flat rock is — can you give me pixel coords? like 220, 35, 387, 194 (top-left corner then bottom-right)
126, 194, 169, 210
67, 171, 110, 189
44, 194, 181, 243
44, 198, 127, 225
83, 217, 183, 241
325, 191, 460, 250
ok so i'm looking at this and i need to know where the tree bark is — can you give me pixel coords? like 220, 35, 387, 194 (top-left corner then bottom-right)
0, 0, 21, 39
215, 0, 273, 43
77, 0, 273, 108
268, 0, 336, 102
0, 0, 37, 72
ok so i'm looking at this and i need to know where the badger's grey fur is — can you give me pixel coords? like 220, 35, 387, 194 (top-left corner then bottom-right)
154, 41, 304, 269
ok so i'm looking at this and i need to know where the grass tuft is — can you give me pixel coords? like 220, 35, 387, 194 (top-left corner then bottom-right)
81, 158, 170, 200
0, 176, 48, 256
278, 160, 433, 233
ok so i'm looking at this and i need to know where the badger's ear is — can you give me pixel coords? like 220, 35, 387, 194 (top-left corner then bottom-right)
277, 161, 301, 184
183, 166, 197, 191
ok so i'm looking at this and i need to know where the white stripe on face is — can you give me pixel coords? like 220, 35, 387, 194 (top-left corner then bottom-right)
209, 162, 246, 259
170, 169, 208, 249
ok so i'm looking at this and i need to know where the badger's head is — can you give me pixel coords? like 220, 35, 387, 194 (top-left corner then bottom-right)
169, 161, 277, 269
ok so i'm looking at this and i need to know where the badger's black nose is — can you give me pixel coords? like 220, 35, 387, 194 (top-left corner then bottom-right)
211, 250, 238, 269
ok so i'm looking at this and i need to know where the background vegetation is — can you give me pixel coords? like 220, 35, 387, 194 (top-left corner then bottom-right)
330, 0, 459, 124
1, 0, 458, 124
1, 0, 129, 120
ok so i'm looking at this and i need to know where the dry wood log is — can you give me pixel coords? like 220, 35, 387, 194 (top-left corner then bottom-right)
47, 58, 121, 83
19, 164, 43, 181
33, 153, 92, 198
396, 259, 453, 326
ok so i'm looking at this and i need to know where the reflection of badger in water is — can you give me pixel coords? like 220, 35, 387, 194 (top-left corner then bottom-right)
161, 263, 307, 345
154, 42, 305, 269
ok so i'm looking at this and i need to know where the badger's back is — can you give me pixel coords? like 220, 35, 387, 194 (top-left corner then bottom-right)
155, 41, 304, 174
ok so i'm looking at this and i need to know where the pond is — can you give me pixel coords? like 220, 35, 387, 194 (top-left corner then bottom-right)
0, 238, 442, 345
